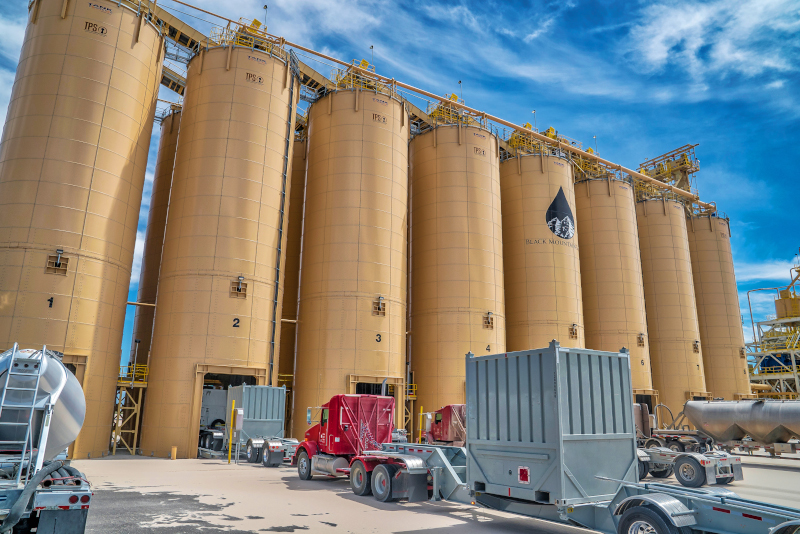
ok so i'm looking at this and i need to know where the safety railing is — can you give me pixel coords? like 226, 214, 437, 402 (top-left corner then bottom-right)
406, 383, 417, 399
118, 364, 149, 386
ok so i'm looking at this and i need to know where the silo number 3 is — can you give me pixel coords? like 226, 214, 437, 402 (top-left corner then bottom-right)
376, 334, 381, 342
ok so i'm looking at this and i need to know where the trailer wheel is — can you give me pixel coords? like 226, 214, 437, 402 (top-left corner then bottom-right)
350, 461, 372, 496
372, 464, 397, 502
668, 441, 685, 453
618, 506, 684, 534
297, 450, 313, 480
717, 476, 734, 485
674, 457, 706, 488
246, 440, 261, 464
649, 466, 674, 478
637, 460, 649, 481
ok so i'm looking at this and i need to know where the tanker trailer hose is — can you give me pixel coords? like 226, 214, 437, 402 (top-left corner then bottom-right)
63, 465, 84, 485
0, 460, 64, 534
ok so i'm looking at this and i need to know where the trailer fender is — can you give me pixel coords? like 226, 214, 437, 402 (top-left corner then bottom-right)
636, 449, 652, 462
770, 519, 800, 534
352, 457, 385, 473
677, 452, 717, 485
614, 494, 697, 528
292, 442, 319, 466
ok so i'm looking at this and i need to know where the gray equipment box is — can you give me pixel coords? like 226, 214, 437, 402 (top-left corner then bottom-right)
226, 385, 287, 442
466, 341, 638, 507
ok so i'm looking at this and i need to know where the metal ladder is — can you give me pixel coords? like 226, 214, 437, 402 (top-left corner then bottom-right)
0, 343, 44, 486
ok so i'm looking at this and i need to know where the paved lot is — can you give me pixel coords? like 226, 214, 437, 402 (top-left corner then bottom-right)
72, 454, 800, 533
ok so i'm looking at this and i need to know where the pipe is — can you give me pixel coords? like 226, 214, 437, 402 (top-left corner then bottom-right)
0, 461, 64, 534
165, 0, 714, 209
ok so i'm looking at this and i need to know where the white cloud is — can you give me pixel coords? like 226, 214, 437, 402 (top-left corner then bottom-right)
625, 0, 800, 82
766, 80, 785, 89
735, 259, 797, 283
130, 230, 145, 285
0, 16, 25, 63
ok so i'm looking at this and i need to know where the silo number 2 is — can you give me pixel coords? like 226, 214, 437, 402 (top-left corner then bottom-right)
233, 318, 240, 328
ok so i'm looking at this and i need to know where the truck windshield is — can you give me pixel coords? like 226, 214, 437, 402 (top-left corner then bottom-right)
321, 409, 329, 426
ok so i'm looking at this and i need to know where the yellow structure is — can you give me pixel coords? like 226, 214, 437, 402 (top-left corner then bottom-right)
290, 85, 410, 438
277, 138, 307, 406
130, 109, 181, 363
636, 199, 709, 415
688, 215, 751, 399
575, 176, 654, 394
501, 149, 584, 350
141, 41, 299, 457
410, 124, 505, 413
0, 0, 163, 458
112, 363, 149, 455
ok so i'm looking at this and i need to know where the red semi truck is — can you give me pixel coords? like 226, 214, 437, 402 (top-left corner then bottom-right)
293, 394, 395, 489
424, 404, 466, 446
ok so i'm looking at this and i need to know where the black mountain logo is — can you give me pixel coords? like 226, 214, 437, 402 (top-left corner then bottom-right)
545, 187, 575, 239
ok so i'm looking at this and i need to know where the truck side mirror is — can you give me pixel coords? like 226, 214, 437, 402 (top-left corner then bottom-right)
307, 408, 312, 426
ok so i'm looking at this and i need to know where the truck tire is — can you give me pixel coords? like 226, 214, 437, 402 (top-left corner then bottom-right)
372, 464, 397, 502
668, 441, 685, 453
297, 450, 313, 480
618, 506, 686, 534
637, 460, 649, 481
674, 457, 706, 488
350, 461, 372, 496
246, 440, 260, 463
646, 438, 666, 449
717, 476, 734, 485
649, 466, 674, 478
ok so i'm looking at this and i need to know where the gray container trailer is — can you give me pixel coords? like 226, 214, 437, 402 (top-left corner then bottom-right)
226, 385, 287, 441
465, 342, 638, 506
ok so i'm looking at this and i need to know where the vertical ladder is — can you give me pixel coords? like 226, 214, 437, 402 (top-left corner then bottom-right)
0, 343, 44, 486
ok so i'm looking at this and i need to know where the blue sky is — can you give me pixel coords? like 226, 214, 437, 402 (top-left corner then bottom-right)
1, 0, 798, 362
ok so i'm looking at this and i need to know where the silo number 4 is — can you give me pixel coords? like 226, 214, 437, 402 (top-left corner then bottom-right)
486, 345, 490, 351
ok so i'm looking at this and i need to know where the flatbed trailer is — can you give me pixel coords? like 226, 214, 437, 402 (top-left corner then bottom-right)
638, 447, 744, 487
322, 344, 800, 534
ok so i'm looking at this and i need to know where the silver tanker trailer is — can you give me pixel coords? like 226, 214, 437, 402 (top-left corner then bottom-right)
640, 399, 800, 456
0, 344, 92, 534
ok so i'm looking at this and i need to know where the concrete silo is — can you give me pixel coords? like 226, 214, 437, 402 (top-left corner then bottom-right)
575, 167, 654, 397
277, 137, 307, 405
0, 0, 163, 458
130, 109, 181, 367
501, 130, 583, 351
410, 111, 505, 413
290, 71, 409, 438
688, 214, 751, 400
636, 198, 709, 416
140, 36, 299, 457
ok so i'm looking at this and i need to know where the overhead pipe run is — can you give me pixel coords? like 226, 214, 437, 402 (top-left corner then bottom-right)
167, 0, 715, 210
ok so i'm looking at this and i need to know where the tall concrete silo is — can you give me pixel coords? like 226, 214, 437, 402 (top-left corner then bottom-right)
575, 175, 654, 395
290, 81, 410, 438
130, 109, 181, 366
410, 120, 505, 413
501, 144, 583, 351
277, 137, 307, 398
688, 215, 751, 400
140, 39, 299, 457
637, 198, 708, 415
0, 0, 163, 458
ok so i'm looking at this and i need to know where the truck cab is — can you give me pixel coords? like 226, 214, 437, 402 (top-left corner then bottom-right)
294, 394, 394, 478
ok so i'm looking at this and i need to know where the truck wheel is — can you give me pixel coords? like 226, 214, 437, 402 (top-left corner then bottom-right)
674, 457, 706, 488
618, 506, 683, 534
372, 464, 397, 502
297, 450, 313, 480
649, 467, 674, 478
717, 476, 734, 485
637, 460, 649, 481
246, 440, 260, 463
350, 461, 372, 496
668, 441, 685, 453
646, 439, 665, 449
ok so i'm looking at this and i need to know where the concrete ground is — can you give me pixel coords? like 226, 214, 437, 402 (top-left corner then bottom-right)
72, 454, 800, 533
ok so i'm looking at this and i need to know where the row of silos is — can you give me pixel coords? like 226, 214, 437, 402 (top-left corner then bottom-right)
0, 0, 750, 456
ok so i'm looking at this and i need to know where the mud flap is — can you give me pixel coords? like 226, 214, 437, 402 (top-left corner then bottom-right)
391, 472, 428, 502
37, 509, 89, 534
